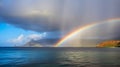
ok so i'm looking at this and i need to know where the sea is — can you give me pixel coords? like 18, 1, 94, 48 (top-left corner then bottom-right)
0, 47, 120, 67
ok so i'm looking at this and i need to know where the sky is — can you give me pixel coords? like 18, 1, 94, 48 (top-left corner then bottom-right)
0, 0, 120, 47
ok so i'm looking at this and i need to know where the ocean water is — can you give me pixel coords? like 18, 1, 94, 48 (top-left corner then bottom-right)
0, 47, 120, 67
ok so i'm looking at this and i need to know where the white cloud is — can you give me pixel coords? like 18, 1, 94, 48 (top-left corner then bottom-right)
10, 34, 24, 44
27, 32, 46, 41
28, 34, 42, 40
9, 33, 47, 45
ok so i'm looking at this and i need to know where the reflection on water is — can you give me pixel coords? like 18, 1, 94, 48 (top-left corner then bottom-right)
0, 47, 120, 67
58, 50, 120, 67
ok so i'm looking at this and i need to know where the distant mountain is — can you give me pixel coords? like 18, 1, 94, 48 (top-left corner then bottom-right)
23, 40, 43, 47
97, 40, 120, 47
23, 38, 60, 47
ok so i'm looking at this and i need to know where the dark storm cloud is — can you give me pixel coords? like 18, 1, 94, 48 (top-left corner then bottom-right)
0, 0, 65, 32
0, 0, 120, 32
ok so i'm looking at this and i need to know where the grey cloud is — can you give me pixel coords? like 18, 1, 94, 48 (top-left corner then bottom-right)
0, 0, 64, 32
0, 0, 120, 32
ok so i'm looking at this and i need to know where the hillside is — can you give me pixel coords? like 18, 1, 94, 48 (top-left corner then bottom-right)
97, 40, 120, 47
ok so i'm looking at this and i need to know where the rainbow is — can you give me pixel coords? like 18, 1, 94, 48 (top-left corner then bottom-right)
54, 18, 120, 47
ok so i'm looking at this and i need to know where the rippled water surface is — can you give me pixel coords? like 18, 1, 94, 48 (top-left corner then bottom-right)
0, 47, 120, 67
